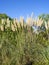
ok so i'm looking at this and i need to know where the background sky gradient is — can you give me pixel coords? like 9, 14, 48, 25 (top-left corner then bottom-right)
0, 0, 49, 19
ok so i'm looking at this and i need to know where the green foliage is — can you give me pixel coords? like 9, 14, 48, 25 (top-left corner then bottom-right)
0, 14, 49, 65
0, 13, 12, 20
38, 14, 49, 22
0, 26, 49, 65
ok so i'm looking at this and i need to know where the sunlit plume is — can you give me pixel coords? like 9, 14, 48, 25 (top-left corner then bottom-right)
0, 25, 4, 31
26, 17, 32, 26
47, 20, 49, 28
11, 24, 15, 31
13, 18, 17, 27
36, 18, 43, 27
0, 16, 49, 31
1, 19, 5, 24
15, 19, 20, 28
6, 18, 10, 27
20, 16, 24, 27
45, 22, 48, 29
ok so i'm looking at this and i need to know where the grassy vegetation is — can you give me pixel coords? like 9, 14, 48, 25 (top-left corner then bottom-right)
0, 14, 49, 65
0, 26, 49, 65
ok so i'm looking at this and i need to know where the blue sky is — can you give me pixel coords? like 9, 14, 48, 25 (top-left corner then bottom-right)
0, 0, 49, 18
